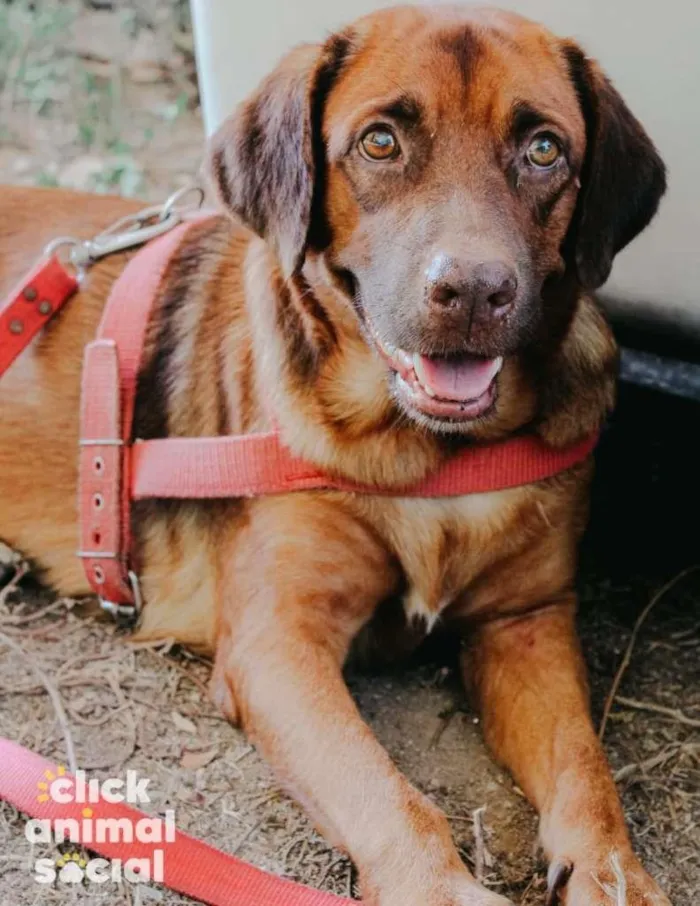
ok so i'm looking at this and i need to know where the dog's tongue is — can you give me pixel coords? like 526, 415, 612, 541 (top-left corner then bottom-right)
414, 354, 503, 401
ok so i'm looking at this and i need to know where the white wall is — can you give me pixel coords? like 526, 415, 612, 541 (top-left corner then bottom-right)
191, 1, 700, 326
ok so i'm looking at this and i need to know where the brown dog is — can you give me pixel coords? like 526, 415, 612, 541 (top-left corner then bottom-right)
0, 6, 668, 905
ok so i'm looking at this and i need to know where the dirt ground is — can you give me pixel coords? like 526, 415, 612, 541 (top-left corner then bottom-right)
0, 3, 698, 905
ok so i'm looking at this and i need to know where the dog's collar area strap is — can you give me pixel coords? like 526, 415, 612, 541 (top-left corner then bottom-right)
0, 737, 353, 906
130, 431, 598, 500
0, 256, 79, 378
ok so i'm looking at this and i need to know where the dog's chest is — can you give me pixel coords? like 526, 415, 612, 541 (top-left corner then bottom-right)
372, 488, 528, 625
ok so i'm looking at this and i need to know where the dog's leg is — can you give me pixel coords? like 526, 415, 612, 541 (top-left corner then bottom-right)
463, 599, 670, 905
212, 498, 512, 906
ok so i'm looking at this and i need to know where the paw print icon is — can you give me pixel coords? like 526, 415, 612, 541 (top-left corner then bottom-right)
56, 852, 88, 884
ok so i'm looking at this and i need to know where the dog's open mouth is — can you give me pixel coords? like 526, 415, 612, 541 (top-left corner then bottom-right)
376, 339, 503, 421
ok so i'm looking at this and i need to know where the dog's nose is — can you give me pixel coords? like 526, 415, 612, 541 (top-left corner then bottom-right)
425, 256, 518, 313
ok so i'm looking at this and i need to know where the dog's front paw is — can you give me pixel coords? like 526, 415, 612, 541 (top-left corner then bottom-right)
546, 850, 671, 906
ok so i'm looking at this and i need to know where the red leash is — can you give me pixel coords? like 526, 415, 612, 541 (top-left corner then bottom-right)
0, 738, 354, 906
0, 254, 78, 375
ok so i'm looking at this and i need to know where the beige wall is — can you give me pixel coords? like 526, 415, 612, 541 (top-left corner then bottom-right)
192, 1, 700, 325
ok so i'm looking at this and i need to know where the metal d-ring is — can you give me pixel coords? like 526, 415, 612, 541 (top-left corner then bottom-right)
42, 236, 88, 283
99, 570, 143, 624
160, 183, 206, 222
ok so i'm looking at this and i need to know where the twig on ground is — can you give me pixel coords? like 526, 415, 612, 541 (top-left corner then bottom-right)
0, 677, 113, 696
614, 696, 700, 729
240, 789, 280, 815
599, 565, 699, 740
5, 598, 73, 627
0, 562, 29, 609
146, 647, 211, 698
472, 805, 493, 883
670, 621, 700, 641
102, 673, 138, 771
429, 706, 461, 749
281, 833, 309, 872
0, 630, 78, 774
66, 700, 133, 728
520, 871, 547, 906
232, 744, 255, 763
318, 856, 349, 890
613, 743, 685, 782
231, 816, 266, 855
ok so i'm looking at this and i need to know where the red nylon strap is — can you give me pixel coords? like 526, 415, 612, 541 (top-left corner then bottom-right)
131, 431, 599, 499
0, 737, 353, 906
79, 221, 208, 604
79, 340, 130, 600
0, 255, 78, 378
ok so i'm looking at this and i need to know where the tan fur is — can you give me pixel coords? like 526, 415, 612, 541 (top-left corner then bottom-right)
0, 6, 668, 905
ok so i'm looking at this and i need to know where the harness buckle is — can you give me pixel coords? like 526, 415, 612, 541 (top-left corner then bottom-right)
99, 570, 143, 625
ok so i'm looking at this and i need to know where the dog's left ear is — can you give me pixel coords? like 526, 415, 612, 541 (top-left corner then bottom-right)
207, 34, 353, 277
561, 44, 667, 290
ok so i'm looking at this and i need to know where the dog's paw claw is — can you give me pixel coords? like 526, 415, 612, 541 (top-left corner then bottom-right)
544, 851, 672, 906
546, 859, 573, 906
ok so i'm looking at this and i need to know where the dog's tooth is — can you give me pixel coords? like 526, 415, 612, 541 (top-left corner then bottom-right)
412, 354, 436, 395
395, 348, 413, 370
412, 353, 427, 382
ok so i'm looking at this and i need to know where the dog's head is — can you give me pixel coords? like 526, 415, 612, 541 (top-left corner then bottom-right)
209, 6, 665, 441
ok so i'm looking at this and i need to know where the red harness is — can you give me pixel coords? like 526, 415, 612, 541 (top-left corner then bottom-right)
1, 208, 597, 618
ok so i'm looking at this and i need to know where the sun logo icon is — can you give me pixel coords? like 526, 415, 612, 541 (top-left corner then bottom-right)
55, 851, 88, 884
36, 765, 66, 803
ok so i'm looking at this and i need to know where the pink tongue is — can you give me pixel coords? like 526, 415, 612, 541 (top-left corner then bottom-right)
415, 355, 502, 401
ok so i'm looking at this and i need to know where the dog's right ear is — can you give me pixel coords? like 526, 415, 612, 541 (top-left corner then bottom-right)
561, 43, 667, 290
208, 35, 354, 277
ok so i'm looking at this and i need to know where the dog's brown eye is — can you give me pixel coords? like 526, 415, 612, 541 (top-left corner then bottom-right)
526, 134, 560, 168
359, 127, 399, 161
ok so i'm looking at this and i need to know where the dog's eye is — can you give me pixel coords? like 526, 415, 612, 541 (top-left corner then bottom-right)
359, 127, 400, 161
526, 133, 560, 169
